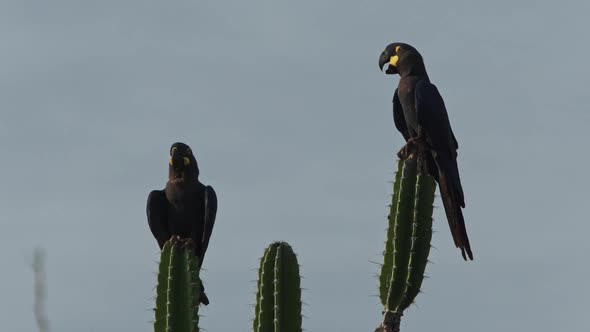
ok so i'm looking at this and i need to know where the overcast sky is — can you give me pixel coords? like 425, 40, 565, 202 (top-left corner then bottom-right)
1, 0, 589, 331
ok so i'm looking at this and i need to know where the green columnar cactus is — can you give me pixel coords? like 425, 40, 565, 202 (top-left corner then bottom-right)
385, 158, 418, 312
379, 158, 436, 317
401, 173, 436, 309
379, 159, 405, 306
253, 241, 302, 332
154, 237, 201, 332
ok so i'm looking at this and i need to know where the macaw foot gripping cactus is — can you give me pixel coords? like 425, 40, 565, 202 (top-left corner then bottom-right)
253, 241, 303, 332
378, 157, 437, 331
154, 236, 201, 332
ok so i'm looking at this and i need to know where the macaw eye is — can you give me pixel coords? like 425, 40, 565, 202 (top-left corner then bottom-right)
395, 46, 401, 53
171, 147, 178, 154
186, 148, 192, 155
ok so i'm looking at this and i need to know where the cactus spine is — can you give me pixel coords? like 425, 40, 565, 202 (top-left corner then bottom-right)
380, 158, 436, 316
253, 241, 302, 332
154, 237, 201, 332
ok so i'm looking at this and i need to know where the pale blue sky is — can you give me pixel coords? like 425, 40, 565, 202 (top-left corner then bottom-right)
1, 0, 589, 331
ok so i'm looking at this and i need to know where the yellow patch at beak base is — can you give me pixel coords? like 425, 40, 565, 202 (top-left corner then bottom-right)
169, 157, 173, 165
390, 55, 399, 66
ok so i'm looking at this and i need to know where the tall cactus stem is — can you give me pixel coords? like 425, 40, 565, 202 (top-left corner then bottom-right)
379, 156, 437, 323
401, 174, 436, 310
385, 158, 418, 312
379, 159, 404, 305
253, 241, 302, 332
153, 237, 201, 332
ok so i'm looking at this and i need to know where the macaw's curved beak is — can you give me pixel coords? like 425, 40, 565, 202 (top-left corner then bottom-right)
379, 50, 399, 75
379, 50, 390, 71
